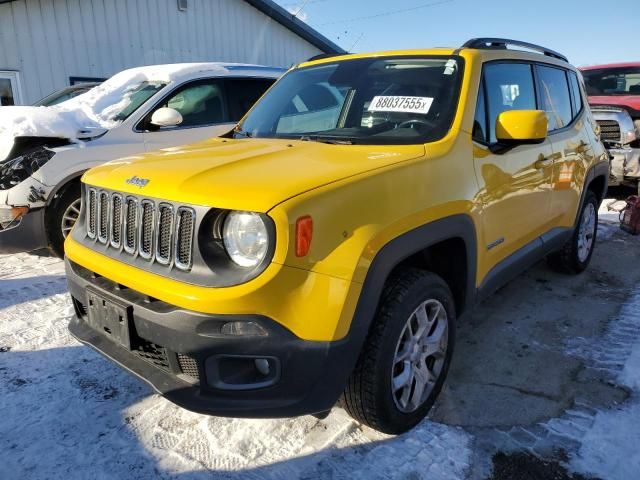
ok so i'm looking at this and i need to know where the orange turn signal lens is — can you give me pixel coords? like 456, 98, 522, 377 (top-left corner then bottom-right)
295, 216, 313, 257
12, 206, 29, 219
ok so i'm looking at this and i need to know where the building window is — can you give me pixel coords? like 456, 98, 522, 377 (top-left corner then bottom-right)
0, 71, 24, 106
69, 76, 107, 86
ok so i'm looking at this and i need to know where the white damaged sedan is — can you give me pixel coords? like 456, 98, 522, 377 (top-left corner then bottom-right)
0, 63, 282, 256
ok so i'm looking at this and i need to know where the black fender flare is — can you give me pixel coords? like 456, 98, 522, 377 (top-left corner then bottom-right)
315, 214, 478, 408
351, 214, 478, 328
576, 160, 609, 227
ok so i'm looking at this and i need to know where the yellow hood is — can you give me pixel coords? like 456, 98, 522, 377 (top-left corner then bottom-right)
83, 138, 425, 212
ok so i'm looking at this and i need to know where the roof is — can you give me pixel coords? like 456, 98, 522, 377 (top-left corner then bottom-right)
0, 0, 344, 54
299, 46, 575, 71
580, 62, 640, 71
105, 62, 285, 84
242, 0, 344, 54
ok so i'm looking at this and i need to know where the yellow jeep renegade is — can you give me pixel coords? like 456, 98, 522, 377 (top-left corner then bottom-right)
65, 38, 609, 434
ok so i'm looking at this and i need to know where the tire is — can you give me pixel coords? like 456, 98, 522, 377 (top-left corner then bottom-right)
547, 191, 598, 274
47, 182, 81, 258
342, 268, 456, 434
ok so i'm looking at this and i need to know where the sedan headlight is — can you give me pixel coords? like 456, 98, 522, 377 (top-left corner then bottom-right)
222, 211, 269, 267
0, 148, 56, 190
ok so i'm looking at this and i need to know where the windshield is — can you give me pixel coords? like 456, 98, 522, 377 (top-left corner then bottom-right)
59, 81, 166, 123
583, 67, 640, 96
235, 56, 464, 144
108, 82, 166, 121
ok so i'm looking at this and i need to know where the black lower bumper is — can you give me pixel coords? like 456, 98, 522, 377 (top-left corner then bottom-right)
0, 208, 48, 254
65, 258, 355, 417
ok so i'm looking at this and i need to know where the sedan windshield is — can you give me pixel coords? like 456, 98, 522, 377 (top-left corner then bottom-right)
58, 81, 166, 125
583, 67, 640, 96
236, 56, 464, 144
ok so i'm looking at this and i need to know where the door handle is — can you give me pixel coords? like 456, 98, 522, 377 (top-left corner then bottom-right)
534, 154, 554, 169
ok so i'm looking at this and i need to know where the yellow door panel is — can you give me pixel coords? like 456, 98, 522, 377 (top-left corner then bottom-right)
473, 141, 554, 275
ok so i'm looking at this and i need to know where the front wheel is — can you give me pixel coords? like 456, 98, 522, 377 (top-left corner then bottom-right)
342, 269, 456, 434
547, 191, 598, 274
47, 183, 81, 258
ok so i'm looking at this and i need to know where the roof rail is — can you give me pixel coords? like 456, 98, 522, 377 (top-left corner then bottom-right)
462, 38, 568, 63
306, 53, 348, 62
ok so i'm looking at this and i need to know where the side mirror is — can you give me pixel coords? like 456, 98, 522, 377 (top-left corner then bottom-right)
150, 107, 183, 128
495, 110, 548, 145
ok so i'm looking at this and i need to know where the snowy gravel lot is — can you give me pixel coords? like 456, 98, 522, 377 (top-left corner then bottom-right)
1, 204, 639, 480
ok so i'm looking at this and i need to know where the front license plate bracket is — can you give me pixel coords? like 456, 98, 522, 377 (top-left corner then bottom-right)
86, 290, 133, 349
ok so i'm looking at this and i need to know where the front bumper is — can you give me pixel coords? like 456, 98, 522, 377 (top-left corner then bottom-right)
609, 147, 640, 185
0, 208, 48, 254
65, 258, 355, 417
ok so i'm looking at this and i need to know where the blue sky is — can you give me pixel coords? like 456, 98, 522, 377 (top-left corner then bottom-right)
276, 0, 638, 67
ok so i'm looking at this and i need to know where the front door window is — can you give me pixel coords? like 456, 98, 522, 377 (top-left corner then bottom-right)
0, 72, 23, 106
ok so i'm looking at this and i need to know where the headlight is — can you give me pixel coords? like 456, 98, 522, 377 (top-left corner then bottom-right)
0, 148, 55, 190
222, 211, 269, 267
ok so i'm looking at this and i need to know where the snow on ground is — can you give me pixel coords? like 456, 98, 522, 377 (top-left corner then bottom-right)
0, 253, 472, 480
598, 198, 625, 240
1, 212, 639, 479
569, 290, 640, 480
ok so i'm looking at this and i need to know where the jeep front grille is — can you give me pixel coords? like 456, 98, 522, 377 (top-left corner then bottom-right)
124, 197, 138, 254
110, 194, 123, 248
139, 200, 155, 259
97, 192, 109, 244
86, 189, 97, 239
155, 204, 174, 264
175, 207, 195, 270
596, 119, 621, 143
85, 188, 195, 271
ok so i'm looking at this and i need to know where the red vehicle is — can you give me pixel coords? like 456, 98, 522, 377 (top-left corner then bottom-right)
581, 63, 640, 191
582, 62, 640, 115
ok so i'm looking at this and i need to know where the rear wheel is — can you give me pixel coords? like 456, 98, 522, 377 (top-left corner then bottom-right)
342, 269, 456, 434
47, 183, 81, 258
547, 191, 598, 274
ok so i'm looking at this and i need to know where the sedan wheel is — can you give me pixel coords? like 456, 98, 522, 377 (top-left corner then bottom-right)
61, 198, 82, 239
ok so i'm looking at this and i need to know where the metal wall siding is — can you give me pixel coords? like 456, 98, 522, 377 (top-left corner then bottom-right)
0, 0, 322, 104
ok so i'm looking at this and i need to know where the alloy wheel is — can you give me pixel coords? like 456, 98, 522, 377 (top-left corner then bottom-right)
61, 198, 82, 238
577, 202, 596, 262
391, 299, 449, 413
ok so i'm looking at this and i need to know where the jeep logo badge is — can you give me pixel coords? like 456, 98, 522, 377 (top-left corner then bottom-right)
126, 176, 150, 188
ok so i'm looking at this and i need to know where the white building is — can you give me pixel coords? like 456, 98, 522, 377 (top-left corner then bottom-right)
0, 0, 343, 105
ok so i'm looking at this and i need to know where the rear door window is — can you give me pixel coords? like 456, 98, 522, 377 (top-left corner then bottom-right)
536, 66, 573, 131
225, 78, 276, 122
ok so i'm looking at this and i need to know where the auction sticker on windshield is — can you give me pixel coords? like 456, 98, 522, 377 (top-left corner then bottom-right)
368, 96, 434, 114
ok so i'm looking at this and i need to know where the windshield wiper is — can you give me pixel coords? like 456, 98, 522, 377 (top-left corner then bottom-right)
299, 135, 354, 145
233, 127, 252, 139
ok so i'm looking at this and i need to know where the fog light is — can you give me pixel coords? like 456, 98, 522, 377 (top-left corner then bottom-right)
254, 358, 270, 376
220, 321, 268, 337
0, 206, 28, 229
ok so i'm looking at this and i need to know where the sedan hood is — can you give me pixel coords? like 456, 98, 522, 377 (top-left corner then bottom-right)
0, 106, 110, 161
83, 138, 425, 212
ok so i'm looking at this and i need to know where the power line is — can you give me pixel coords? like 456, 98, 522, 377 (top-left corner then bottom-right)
319, 0, 454, 26
279, 0, 329, 8
292, 0, 311, 17
349, 32, 365, 51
